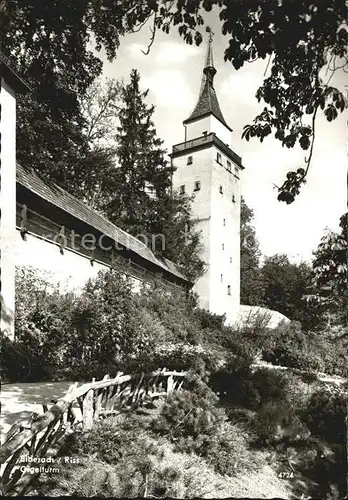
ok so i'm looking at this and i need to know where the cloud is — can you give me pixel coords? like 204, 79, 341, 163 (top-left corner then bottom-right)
155, 41, 200, 64
141, 70, 193, 108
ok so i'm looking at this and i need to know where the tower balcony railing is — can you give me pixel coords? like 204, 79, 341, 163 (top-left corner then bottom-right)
171, 132, 243, 168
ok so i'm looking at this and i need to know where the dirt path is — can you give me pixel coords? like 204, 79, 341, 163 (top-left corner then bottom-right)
1, 381, 76, 441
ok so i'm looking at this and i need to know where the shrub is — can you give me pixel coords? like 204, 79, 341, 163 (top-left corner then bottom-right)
38, 439, 255, 498
150, 375, 264, 477
262, 321, 347, 376
1, 334, 39, 382
55, 410, 255, 497
251, 368, 289, 405
135, 287, 202, 345
194, 309, 226, 331
296, 389, 347, 499
131, 342, 222, 376
13, 266, 75, 380
70, 270, 137, 364
252, 401, 296, 445
65, 360, 124, 382
205, 422, 264, 476
301, 390, 346, 445
210, 356, 289, 411
151, 385, 224, 448
64, 413, 152, 465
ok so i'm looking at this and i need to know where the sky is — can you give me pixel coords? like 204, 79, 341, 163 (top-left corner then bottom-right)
97, 9, 347, 263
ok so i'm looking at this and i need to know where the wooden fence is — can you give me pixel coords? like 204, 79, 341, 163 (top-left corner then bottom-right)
0, 368, 187, 496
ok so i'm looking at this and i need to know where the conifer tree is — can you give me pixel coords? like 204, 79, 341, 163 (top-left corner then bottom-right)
102, 69, 204, 281
102, 69, 170, 232
240, 198, 265, 306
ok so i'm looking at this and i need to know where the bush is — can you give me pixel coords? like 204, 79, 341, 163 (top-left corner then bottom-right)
251, 368, 289, 405
64, 413, 151, 465
1, 334, 40, 382
135, 287, 202, 345
262, 321, 347, 376
252, 401, 297, 445
12, 266, 75, 381
54, 410, 255, 497
301, 390, 346, 445
295, 389, 347, 499
194, 309, 226, 331
70, 270, 138, 364
150, 375, 263, 477
130, 342, 222, 377
210, 358, 289, 411
38, 438, 256, 498
205, 421, 264, 476
151, 384, 224, 448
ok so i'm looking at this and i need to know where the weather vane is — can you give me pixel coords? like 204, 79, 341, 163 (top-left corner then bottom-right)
206, 26, 214, 43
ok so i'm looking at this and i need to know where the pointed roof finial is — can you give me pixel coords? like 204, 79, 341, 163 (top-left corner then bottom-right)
205, 26, 215, 72
206, 26, 214, 43
183, 29, 231, 131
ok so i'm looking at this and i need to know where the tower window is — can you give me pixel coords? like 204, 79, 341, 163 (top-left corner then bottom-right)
187, 155, 193, 165
180, 185, 185, 195
223, 219, 226, 226
219, 186, 223, 194
227, 160, 231, 172
221, 274, 223, 282
217, 152, 222, 164
232, 194, 235, 203
227, 285, 231, 295
230, 257, 232, 263
194, 180, 201, 191
222, 243, 224, 250
235, 166, 239, 176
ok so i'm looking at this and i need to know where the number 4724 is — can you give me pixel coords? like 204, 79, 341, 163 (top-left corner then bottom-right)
278, 471, 294, 479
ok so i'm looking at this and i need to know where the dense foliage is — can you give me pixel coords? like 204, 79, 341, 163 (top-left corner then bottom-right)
240, 198, 265, 306
261, 254, 319, 329
3, 266, 347, 498
239, 202, 347, 334
307, 212, 348, 328
4, 266, 346, 384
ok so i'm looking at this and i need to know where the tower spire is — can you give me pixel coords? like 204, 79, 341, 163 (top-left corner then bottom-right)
203, 27, 216, 87
183, 30, 231, 131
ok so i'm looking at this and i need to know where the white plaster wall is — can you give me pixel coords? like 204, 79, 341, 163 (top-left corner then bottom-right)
210, 151, 241, 323
185, 116, 211, 141
172, 114, 241, 322
185, 115, 231, 146
172, 148, 214, 310
210, 115, 232, 147
172, 140, 241, 322
0, 79, 16, 338
15, 231, 142, 294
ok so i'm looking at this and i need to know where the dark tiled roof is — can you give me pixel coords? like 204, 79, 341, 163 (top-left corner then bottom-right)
184, 77, 231, 131
16, 164, 189, 283
183, 41, 231, 131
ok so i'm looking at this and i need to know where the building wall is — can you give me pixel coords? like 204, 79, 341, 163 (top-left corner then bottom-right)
172, 125, 242, 323
185, 115, 231, 146
0, 79, 16, 338
15, 230, 144, 293
209, 147, 241, 323
172, 147, 213, 310
210, 115, 232, 147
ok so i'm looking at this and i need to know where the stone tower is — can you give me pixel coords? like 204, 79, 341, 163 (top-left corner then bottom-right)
171, 38, 244, 324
